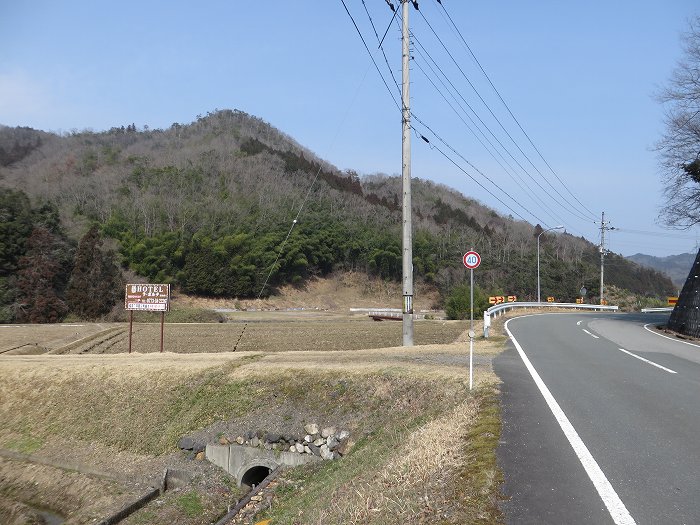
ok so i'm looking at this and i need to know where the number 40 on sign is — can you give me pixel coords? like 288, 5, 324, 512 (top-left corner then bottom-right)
463, 251, 481, 269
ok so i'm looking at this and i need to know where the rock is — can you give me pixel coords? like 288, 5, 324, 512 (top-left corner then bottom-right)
192, 441, 206, 454
265, 432, 281, 443
308, 444, 321, 456
304, 423, 319, 435
245, 430, 255, 440
313, 438, 325, 447
219, 436, 230, 445
337, 430, 351, 441
264, 442, 272, 450
326, 436, 339, 450
236, 436, 245, 445
295, 443, 305, 453
195, 451, 205, 461
272, 443, 279, 451
304, 445, 312, 454
320, 444, 334, 461
321, 426, 336, 438
336, 438, 355, 456
289, 445, 296, 452
250, 495, 263, 502
251, 437, 260, 448
178, 437, 195, 450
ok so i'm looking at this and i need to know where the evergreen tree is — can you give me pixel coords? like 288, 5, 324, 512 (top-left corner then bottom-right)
66, 225, 122, 319
15, 228, 71, 323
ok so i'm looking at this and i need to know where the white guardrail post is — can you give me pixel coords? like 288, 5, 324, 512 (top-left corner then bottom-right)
482, 302, 619, 338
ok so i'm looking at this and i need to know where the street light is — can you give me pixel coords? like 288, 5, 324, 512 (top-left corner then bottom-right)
537, 225, 564, 303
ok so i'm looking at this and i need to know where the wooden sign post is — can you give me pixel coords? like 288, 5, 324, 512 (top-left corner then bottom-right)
124, 284, 171, 353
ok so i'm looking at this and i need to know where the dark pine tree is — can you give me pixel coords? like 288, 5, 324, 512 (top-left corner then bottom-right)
66, 225, 122, 319
15, 228, 70, 323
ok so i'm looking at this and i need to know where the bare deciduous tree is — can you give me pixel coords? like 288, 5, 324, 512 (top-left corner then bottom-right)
656, 16, 700, 228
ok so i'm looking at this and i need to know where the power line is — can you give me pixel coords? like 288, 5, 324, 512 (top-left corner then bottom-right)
415, 7, 598, 222
434, 0, 598, 220
361, 0, 401, 96
410, 40, 567, 227
404, 13, 594, 225
339, 0, 401, 112
411, 118, 551, 226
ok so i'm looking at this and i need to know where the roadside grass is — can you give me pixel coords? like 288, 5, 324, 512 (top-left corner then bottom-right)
176, 491, 204, 517
4, 433, 43, 454
258, 377, 502, 525
0, 317, 506, 525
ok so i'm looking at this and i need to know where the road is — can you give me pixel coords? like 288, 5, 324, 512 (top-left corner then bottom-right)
495, 312, 700, 525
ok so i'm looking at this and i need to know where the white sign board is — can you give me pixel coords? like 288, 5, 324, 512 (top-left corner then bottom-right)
125, 284, 171, 312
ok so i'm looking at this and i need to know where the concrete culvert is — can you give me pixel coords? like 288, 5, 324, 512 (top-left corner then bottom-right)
240, 465, 271, 488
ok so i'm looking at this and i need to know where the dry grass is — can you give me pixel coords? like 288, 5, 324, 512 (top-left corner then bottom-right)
0, 315, 506, 525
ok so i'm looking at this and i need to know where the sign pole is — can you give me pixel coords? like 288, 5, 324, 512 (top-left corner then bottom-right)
470, 266, 474, 391
462, 250, 480, 392
128, 311, 133, 354
160, 312, 165, 353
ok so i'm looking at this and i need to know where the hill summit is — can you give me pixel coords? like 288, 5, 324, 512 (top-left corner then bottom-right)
0, 109, 675, 321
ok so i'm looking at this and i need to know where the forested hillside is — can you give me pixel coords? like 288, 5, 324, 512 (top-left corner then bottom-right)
0, 110, 675, 322
627, 252, 694, 289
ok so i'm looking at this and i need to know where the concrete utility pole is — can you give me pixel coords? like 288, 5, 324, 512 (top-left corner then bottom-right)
401, 0, 414, 346
599, 211, 612, 305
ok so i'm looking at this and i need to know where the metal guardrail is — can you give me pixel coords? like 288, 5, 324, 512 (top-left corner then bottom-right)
640, 307, 674, 313
483, 302, 619, 337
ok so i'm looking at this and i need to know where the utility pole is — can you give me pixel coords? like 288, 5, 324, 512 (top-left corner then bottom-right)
599, 211, 612, 305
401, 0, 414, 346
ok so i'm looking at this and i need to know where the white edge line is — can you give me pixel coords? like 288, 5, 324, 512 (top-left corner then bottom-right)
643, 323, 700, 349
582, 329, 600, 339
618, 348, 677, 374
505, 317, 636, 525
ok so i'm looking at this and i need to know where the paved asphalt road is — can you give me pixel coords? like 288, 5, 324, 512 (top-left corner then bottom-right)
494, 312, 700, 525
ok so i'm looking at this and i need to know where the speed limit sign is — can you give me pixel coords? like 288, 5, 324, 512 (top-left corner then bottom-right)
463, 251, 481, 269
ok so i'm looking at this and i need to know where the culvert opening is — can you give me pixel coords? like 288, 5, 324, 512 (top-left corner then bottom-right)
241, 466, 271, 488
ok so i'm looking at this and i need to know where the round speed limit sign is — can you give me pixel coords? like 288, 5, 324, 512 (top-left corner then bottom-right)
463, 251, 481, 269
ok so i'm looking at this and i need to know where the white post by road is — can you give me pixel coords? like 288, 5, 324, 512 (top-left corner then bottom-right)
463, 250, 480, 390
470, 266, 474, 390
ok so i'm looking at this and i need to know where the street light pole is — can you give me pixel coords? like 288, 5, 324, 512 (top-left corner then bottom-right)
537, 225, 564, 303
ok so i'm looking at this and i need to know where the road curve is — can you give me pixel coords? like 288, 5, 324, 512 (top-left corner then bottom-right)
495, 312, 700, 525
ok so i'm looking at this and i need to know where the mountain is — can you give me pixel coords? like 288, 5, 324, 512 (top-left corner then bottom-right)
0, 109, 676, 321
626, 252, 695, 290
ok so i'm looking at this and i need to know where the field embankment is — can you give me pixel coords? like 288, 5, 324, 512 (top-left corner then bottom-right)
0, 316, 504, 525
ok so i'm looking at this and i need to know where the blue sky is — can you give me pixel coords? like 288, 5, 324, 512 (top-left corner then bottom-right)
1, 1, 699, 257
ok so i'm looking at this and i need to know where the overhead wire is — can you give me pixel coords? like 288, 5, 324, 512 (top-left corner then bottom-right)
434, 0, 598, 220
361, 0, 401, 96
399, 10, 594, 226
368, 1, 553, 226
342, 1, 593, 236
414, 6, 598, 223
410, 35, 566, 227
410, 116, 551, 226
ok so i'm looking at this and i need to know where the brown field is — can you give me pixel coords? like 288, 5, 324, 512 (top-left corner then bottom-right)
1, 317, 467, 355
0, 311, 504, 525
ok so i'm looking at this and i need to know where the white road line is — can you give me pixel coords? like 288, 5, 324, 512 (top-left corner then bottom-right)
643, 323, 700, 349
505, 318, 636, 525
618, 348, 677, 374
583, 329, 599, 339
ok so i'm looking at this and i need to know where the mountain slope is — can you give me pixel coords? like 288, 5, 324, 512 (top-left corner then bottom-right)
626, 252, 695, 290
0, 109, 675, 315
